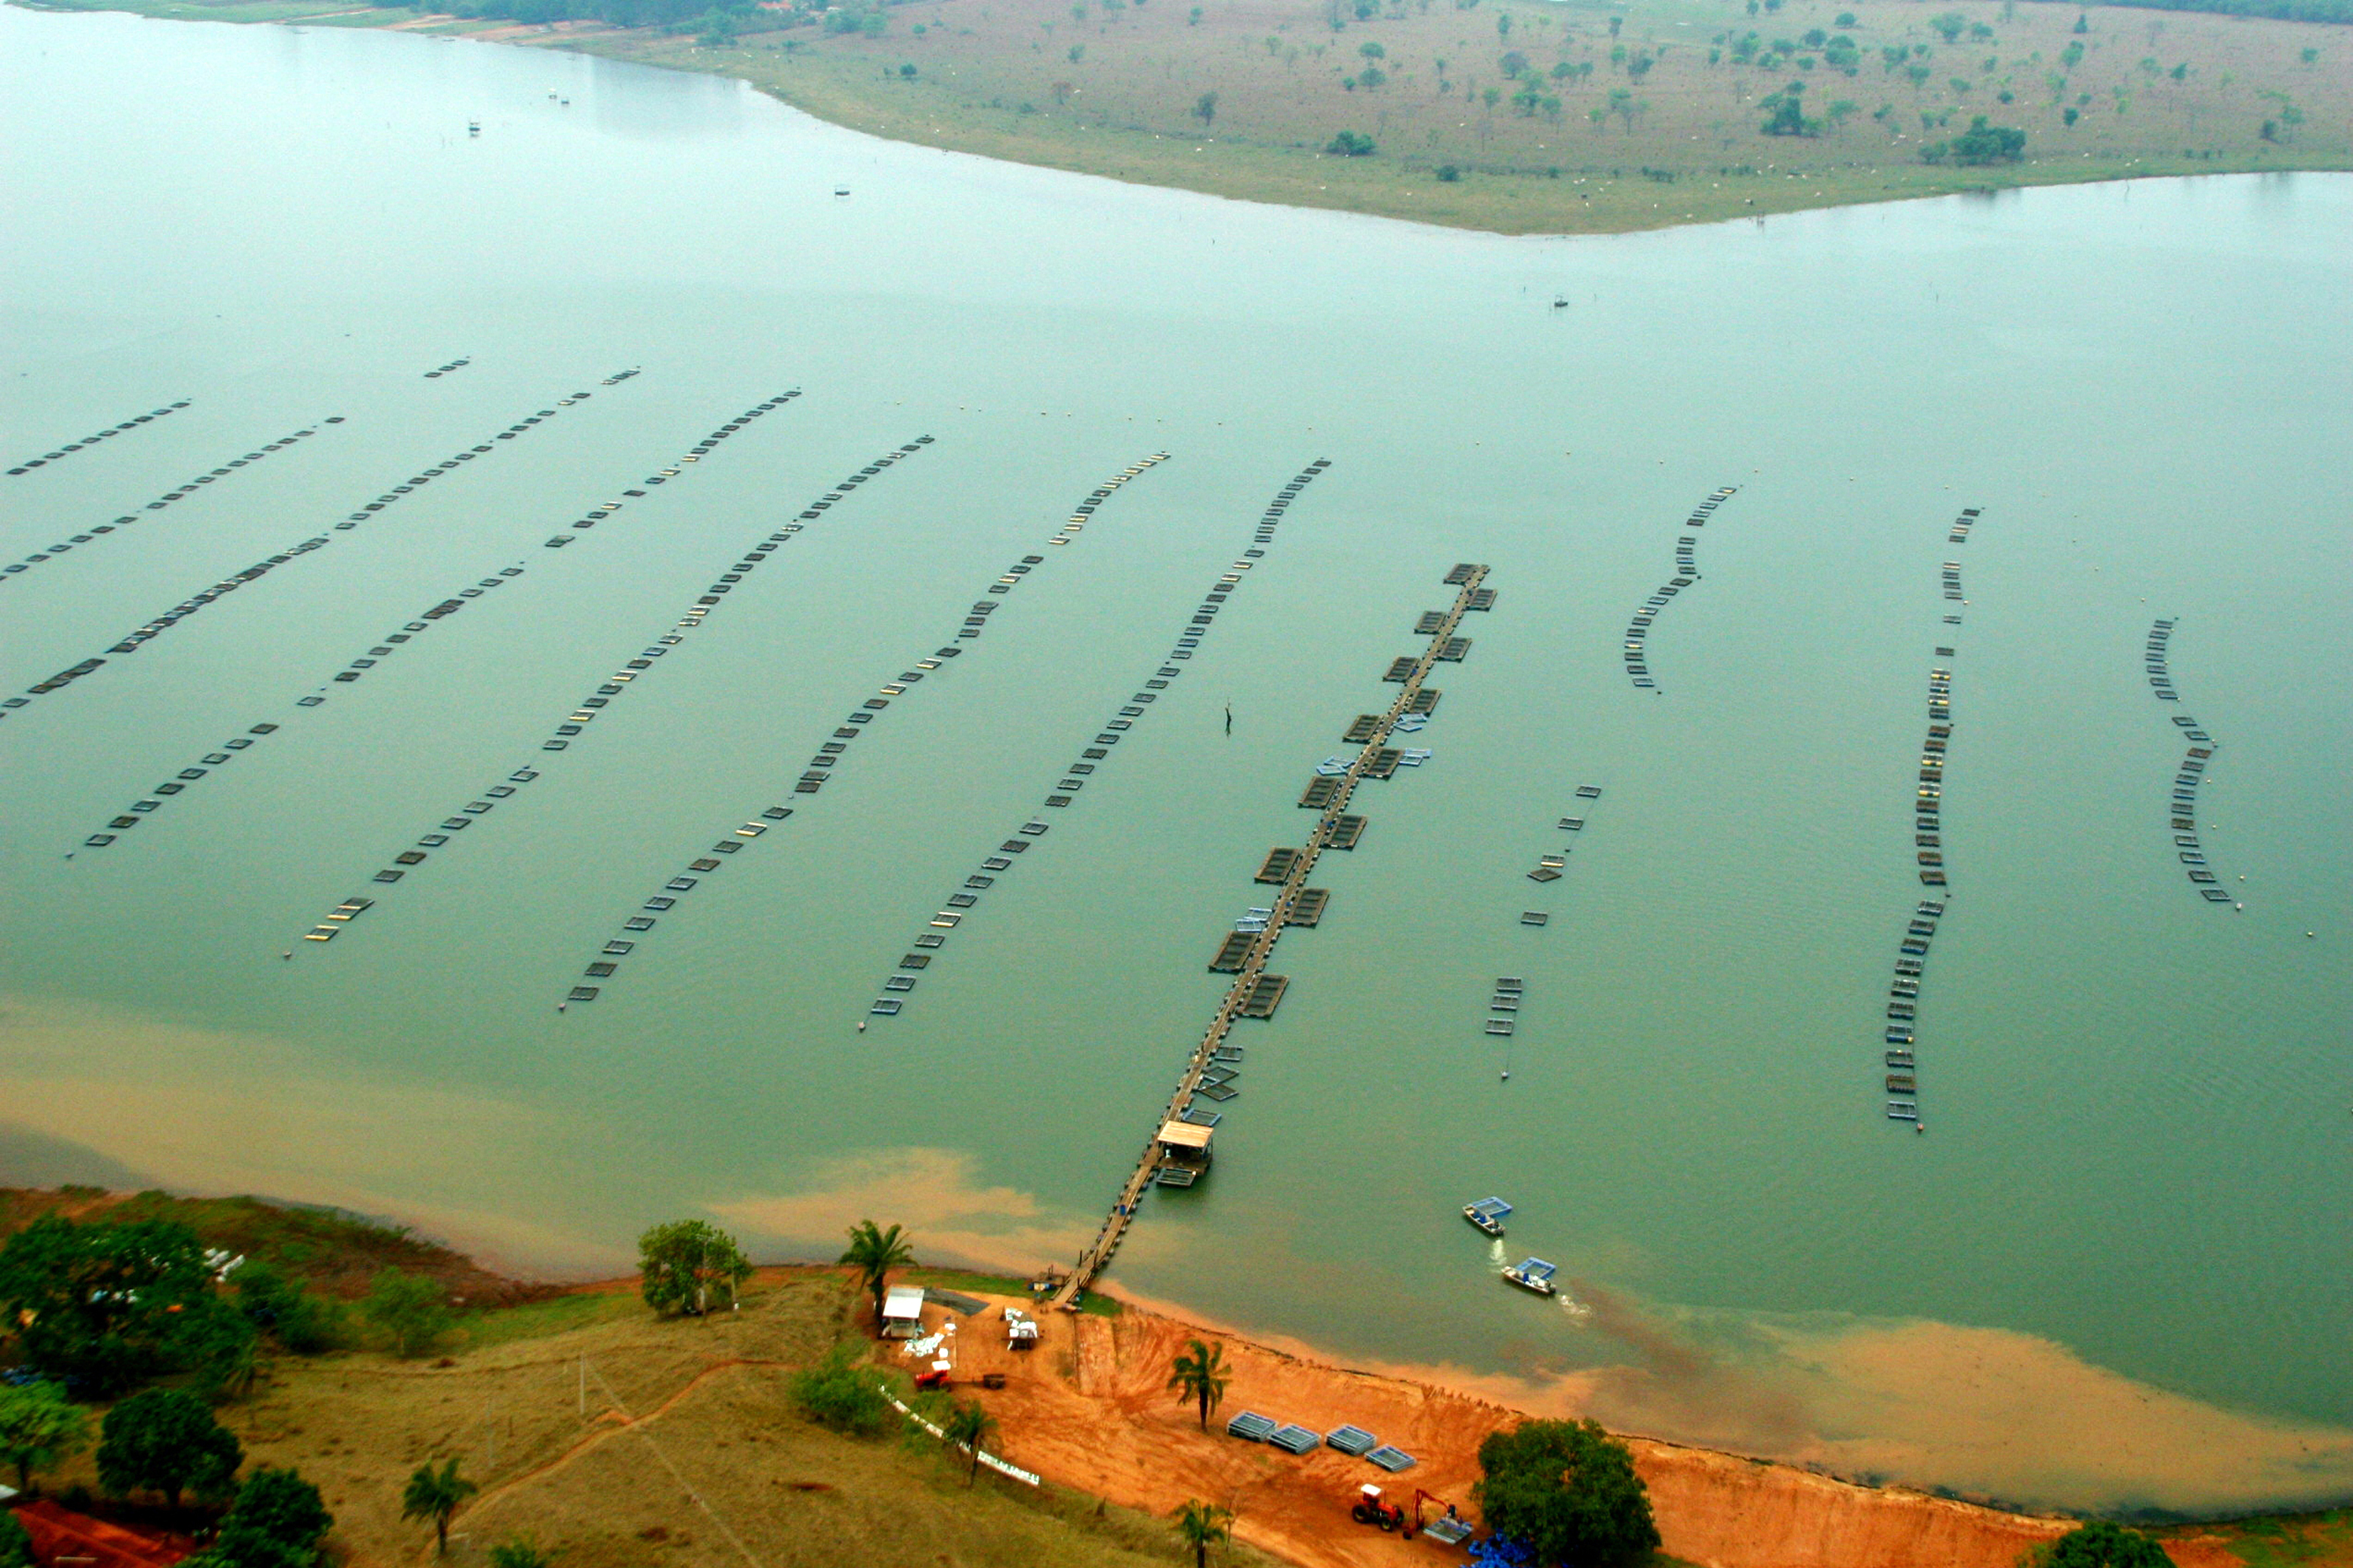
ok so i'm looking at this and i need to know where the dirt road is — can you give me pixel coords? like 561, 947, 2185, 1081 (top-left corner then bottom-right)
899, 1290, 2080, 1568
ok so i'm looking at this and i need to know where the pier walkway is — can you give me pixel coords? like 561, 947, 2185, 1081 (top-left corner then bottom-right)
1046, 563, 1490, 1310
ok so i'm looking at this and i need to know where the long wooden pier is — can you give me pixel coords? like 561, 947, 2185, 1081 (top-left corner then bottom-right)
1046, 564, 1490, 1310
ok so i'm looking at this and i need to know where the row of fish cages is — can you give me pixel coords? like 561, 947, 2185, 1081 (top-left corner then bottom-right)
1621, 486, 1737, 690
7, 398, 191, 477
1881, 897, 1947, 1125
1914, 651, 1956, 888
865, 460, 1326, 1021
296, 416, 855, 960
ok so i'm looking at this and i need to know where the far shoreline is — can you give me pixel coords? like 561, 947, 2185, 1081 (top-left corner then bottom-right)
13, 0, 2350, 238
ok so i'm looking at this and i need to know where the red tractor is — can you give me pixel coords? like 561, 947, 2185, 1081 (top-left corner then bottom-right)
1350, 1483, 1406, 1531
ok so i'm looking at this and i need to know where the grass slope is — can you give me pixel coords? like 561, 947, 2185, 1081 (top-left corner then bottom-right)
27, 1264, 1276, 1568
0, 1185, 545, 1304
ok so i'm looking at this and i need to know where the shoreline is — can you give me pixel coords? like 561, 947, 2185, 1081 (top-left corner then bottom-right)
16, 0, 2351, 237
9, 1174, 2352, 1526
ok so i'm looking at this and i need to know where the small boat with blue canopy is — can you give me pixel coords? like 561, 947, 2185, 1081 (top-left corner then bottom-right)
1503, 1257, 1557, 1296
1462, 1197, 1512, 1237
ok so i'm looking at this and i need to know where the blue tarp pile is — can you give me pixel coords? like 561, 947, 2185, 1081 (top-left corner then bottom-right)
1465, 1533, 1536, 1567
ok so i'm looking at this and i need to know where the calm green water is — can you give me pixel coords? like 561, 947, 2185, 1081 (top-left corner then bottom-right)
2, 3, 2348, 1514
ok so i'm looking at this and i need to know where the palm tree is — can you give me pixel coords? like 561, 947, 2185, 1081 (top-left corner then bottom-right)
402, 1457, 478, 1557
938, 1399, 997, 1487
1167, 1338, 1229, 1431
838, 1220, 915, 1333
1172, 1499, 1233, 1568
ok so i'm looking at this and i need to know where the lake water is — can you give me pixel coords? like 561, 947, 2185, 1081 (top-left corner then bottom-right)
2, 1, 2348, 1515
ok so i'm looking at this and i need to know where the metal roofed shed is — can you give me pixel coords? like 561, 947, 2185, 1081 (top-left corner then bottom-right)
1365, 1445, 1418, 1472
1225, 1410, 1278, 1442
881, 1284, 927, 1338
1268, 1424, 1321, 1454
1156, 1119, 1214, 1152
1155, 1118, 1214, 1187
1325, 1424, 1378, 1455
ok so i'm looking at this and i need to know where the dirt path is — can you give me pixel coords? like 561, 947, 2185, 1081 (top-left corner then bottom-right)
912, 1292, 2081, 1568
455, 1357, 795, 1526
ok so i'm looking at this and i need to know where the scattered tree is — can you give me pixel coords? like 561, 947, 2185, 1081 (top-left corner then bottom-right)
96, 1388, 243, 1511
838, 1220, 916, 1333
1931, 10, 1967, 43
487, 1538, 560, 1568
1172, 1500, 1234, 1568
938, 1399, 997, 1486
231, 1264, 337, 1356
1326, 129, 1378, 154
1761, 82, 1818, 135
1167, 1339, 1229, 1431
1192, 90, 1218, 127
0, 1214, 250, 1398
637, 1221, 751, 1319
401, 1458, 478, 1557
0, 1381, 91, 1496
176, 1305, 260, 1402
1437, 162, 1462, 180
1472, 1418, 1657, 1568
0, 1511, 32, 1568
789, 1344, 893, 1435
2027, 1522, 2173, 1568
1949, 113, 2026, 162
362, 1268, 453, 1359
203, 1465, 333, 1568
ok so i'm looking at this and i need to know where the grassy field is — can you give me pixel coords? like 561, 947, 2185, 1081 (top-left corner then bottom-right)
24, 1266, 1282, 1568
2171, 1508, 2353, 1567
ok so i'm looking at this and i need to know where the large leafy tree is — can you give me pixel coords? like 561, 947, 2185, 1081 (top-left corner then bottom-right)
2035, 1522, 2172, 1567
362, 1268, 454, 1359
837, 1221, 914, 1333
0, 1214, 245, 1396
401, 1458, 478, 1557
231, 1263, 337, 1355
1472, 1418, 1658, 1567
96, 1388, 243, 1510
0, 1509, 34, 1568
1167, 1339, 1229, 1431
637, 1221, 752, 1318
201, 1466, 333, 1568
0, 1379, 93, 1493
